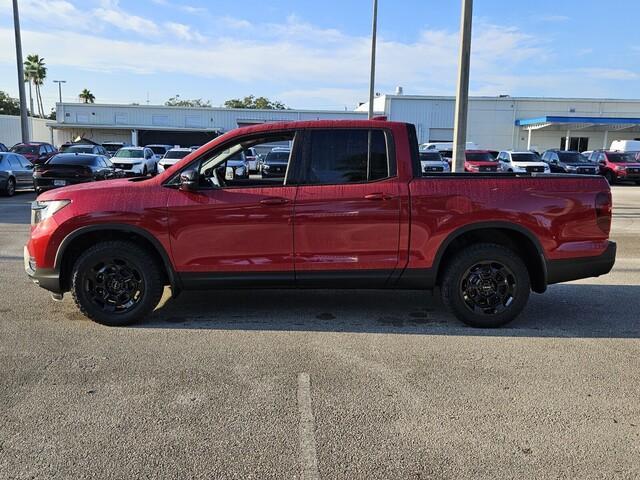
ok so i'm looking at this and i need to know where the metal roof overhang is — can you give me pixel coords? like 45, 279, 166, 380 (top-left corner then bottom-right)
516, 116, 640, 133
46, 122, 224, 132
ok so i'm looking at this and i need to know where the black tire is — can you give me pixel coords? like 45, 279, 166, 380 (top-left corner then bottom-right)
441, 243, 530, 328
142, 166, 148, 177
604, 171, 615, 185
3, 177, 16, 196
71, 240, 164, 326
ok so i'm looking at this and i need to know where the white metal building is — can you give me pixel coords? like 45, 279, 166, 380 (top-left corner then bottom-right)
47, 103, 368, 147
358, 94, 640, 152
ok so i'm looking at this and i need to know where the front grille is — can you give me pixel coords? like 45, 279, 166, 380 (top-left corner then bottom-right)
627, 167, 640, 174
480, 166, 497, 172
113, 163, 134, 170
577, 167, 597, 174
424, 166, 444, 172
526, 166, 545, 173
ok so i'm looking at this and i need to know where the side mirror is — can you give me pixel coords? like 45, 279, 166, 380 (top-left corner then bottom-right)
179, 169, 199, 192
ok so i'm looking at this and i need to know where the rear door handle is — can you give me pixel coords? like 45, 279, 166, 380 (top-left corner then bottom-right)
364, 193, 394, 201
260, 197, 289, 206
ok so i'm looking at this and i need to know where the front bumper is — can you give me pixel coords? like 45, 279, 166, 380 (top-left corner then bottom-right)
546, 241, 616, 285
24, 245, 62, 293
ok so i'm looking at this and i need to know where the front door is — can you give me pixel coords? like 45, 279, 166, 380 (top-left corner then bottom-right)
293, 128, 403, 287
166, 131, 299, 288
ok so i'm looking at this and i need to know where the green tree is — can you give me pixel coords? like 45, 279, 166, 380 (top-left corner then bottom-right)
224, 95, 287, 110
0, 91, 21, 116
164, 96, 211, 107
24, 54, 47, 118
79, 89, 95, 103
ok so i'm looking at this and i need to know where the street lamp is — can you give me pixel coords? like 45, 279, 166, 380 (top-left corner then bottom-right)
53, 80, 66, 104
367, 0, 378, 120
12, 0, 29, 142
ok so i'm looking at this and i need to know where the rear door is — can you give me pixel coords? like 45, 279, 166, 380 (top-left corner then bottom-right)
9, 155, 30, 187
293, 128, 402, 287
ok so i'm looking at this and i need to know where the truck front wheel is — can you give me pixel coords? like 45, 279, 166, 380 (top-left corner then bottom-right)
441, 243, 530, 328
71, 240, 164, 326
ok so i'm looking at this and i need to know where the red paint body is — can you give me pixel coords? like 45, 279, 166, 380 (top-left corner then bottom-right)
597, 151, 640, 180
26, 120, 614, 291
464, 150, 500, 173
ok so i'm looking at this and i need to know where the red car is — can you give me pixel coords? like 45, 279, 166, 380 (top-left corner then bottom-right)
464, 150, 500, 173
590, 150, 640, 185
11, 142, 57, 165
25, 120, 616, 328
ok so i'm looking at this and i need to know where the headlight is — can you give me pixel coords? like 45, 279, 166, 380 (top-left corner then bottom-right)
262, 164, 270, 170
236, 167, 245, 176
566, 165, 577, 172
31, 200, 71, 225
615, 165, 626, 172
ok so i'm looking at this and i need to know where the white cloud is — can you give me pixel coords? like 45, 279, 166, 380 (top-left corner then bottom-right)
93, 1, 159, 35
220, 16, 252, 29
164, 22, 206, 42
581, 68, 639, 81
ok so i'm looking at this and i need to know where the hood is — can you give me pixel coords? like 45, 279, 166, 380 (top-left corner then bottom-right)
511, 161, 547, 167
37, 177, 148, 201
466, 160, 498, 167
610, 162, 640, 168
562, 163, 598, 168
111, 157, 145, 164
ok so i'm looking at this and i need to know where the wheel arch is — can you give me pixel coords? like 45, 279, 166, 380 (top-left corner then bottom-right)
433, 222, 547, 293
55, 224, 179, 293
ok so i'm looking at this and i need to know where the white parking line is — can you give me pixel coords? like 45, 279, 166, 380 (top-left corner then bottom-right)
297, 372, 320, 480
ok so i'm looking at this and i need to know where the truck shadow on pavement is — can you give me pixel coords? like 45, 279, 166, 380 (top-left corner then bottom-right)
141, 284, 640, 339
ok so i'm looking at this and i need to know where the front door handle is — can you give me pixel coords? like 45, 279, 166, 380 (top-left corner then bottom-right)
260, 197, 289, 206
364, 193, 394, 201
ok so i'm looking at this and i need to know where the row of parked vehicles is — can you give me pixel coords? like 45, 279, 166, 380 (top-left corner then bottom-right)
419, 141, 640, 184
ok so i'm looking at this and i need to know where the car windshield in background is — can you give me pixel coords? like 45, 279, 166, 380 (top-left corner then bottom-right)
557, 152, 585, 163
48, 154, 97, 165
12, 145, 38, 154
512, 153, 542, 162
66, 146, 94, 153
466, 152, 496, 162
149, 147, 167, 155
265, 151, 290, 163
164, 150, 190, 159
103, 145, 122, 152
608, 153, 639, 163
419, 152, 443, 162
114, 149, 143, 158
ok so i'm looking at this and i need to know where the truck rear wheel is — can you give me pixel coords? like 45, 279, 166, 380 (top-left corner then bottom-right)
441, 243, 530, 328
71, 240, 164, 326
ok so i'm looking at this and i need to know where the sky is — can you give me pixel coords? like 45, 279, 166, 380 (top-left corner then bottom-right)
1, 0, 639, 113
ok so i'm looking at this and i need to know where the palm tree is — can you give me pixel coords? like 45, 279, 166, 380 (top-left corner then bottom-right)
24, 54, 47, 118
79, 89, 95, 104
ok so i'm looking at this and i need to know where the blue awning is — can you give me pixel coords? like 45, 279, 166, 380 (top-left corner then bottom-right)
516, 116, 640, 131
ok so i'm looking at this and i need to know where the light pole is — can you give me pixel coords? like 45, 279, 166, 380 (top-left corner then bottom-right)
367, 0, 378, 119
12, 0, 29, 142
452, 0, 473, 173
53, 80, 66, 104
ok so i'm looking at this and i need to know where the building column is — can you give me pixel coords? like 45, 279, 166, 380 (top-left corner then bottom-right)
603, 130, 609, 150
131, 129, 138, 146
527, 129, 532, 150
564, 129, 571, 151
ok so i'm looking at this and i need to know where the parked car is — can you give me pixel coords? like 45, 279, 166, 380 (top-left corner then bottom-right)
464, 150, 500, 173
111, 147, 157, 176
497, 151, 550, 173
102, 142, 129, 157
65, 144, 109, 155
581, 150, 593, 160
589, 150, 640, 184
609, 140, 640, 152
0, 152, 33, 196
419, 150, 450, 174
25, 120, 615, 329
0, 143, 8, 152
244, 147, 260, 173
145, 144, 173, 162
10, 142, 57, 165
219, 150, 250, 179
158, 148, 193, 173
33, 153, 120, 193
261, 149, 290, 178
541, 149, 599, 175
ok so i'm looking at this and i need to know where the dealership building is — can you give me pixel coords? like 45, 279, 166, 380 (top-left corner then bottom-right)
43, 95, 640, 152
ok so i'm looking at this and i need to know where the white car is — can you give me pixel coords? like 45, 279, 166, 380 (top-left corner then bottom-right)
497, 151, 550, 174
419, 149, 450, 174
244, 147, 259, 173
609, 140, 640, 152
111, 147, 157, 176
145, 144, 174, 162
158, 148, 193, 173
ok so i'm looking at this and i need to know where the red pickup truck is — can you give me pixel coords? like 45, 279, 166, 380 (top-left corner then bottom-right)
25, 120, 616, 328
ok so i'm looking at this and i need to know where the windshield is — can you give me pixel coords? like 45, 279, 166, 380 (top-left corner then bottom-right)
419, 152, 443, 162
114, 149, 144, 159
511, 153, 542, 163
102, 144, 122, 152
66, 146, 94, 154
148, 146, 168, 155
466, 152, 496, 162
607, 152, 639, 163
557, 152, 585, 163
11, 145, 38, 154
164, 150, 190, 159
48, 154, 97, 165
265, 151, 290, 164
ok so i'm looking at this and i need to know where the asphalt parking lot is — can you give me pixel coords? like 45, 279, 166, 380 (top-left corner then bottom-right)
1, 187, 638, 479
